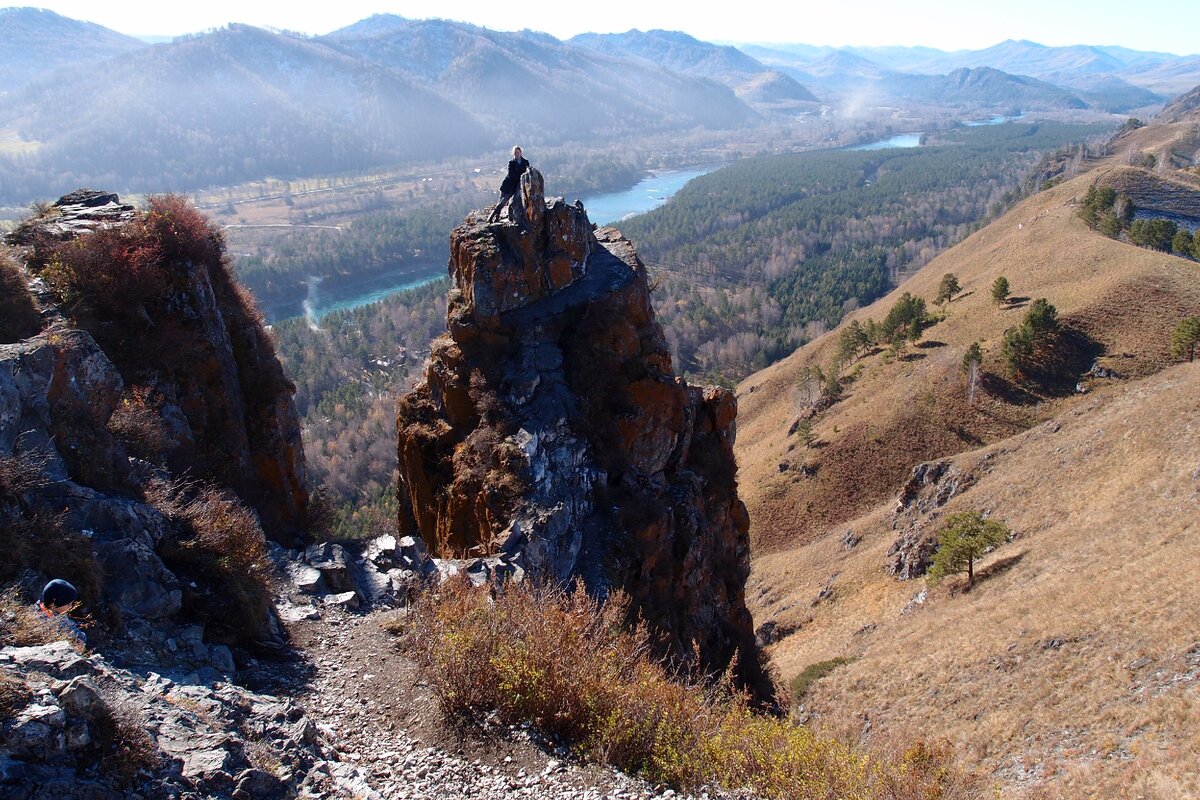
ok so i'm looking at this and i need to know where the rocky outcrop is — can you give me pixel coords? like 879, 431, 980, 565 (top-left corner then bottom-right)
0, 641, 338, 800
0, 327, 287, 658
396, 170, 771, 699
886, 458, 980, 579
5, 190, 308, 538
1, 191, 312, 668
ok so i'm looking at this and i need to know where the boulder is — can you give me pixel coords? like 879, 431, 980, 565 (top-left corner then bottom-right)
93, 539, 182, 620
323, 592, 360, 611
304, 543, 356, 594
56, 677, 102, 718
365, 534, 398, 569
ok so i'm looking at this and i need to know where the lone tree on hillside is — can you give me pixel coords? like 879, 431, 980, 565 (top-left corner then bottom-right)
1001, 298, 1058, 376
881, 292, 926, 343
991, 276, 1010, 306
962, 341, 983, 405
796, 364, 826, 408
1171, 317, 1200, 362
928, 511, 1010, 589
935, 273, 961, 305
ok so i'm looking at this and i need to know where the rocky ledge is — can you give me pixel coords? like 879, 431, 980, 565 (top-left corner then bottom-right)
396, 170, 772, 700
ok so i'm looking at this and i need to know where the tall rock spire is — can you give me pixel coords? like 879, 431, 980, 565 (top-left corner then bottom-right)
397, 169, 772, 700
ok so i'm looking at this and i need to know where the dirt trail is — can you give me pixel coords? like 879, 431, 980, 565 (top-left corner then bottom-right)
244, 606, 696, 800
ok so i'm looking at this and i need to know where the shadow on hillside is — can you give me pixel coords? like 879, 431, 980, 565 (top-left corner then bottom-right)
957, 551, 1027, 594
917, 340, 947, 349
981, 373, 1041, 405
981, 325, 1103, 404
1034, 326, 1105, 397
900, 352, 926, 362
951, 425, 984, 446
1006, 296, 1031, 309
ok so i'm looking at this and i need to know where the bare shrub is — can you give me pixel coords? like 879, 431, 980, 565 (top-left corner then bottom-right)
149, 480, 272, 645
0, 451, 105, 611
0, 448, 52, 499
397, 579, 984, 798
106, 386, 174, 464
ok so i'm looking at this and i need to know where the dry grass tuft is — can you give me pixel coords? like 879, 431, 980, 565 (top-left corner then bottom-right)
396, 578, 984, 799
0, 668, 33, 723
0, 249, 41, 343
149, 480, 273, 646
0, 588, 68, 648
90, 685, 159, 785
0, 448, 53, 498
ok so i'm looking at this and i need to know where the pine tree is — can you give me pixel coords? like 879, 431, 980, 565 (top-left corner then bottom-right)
935, 273, 961, 305
991, 276, 1010, 306
1170, 317, 1200, 362
1173, 228, 1194, 256
928, 511, 1010, 588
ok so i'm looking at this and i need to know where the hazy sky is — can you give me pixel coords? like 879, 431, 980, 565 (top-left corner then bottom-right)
18, 0, 1200, 54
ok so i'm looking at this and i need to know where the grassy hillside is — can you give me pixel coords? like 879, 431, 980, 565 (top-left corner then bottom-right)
754, 361, 1199, 797
736, 165, 1200, 551
733, 118, 1200, 796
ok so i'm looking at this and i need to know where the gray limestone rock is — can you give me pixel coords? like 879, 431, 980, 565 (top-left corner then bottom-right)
1, 642, 95, 680
93, 538, 182, 620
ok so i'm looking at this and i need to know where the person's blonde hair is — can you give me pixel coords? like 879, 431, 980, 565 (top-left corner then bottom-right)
512, 145, 523, 157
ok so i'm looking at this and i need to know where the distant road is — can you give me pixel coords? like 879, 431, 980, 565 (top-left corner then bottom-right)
223, 223, 345, 230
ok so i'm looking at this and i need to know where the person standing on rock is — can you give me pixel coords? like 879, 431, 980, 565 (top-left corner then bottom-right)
487, 146, 530, 223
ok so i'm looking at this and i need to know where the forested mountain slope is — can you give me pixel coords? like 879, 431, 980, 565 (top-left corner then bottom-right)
0, 7, 145, 93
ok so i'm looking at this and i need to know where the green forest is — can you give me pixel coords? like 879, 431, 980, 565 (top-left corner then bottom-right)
622, 122, 1111, 382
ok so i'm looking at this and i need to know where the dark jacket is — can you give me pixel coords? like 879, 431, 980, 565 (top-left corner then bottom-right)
499, 156, 529, 194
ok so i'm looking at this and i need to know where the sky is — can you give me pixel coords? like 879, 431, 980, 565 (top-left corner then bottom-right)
13, 0, 1200, 55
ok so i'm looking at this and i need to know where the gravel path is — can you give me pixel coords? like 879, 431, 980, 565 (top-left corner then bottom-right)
248, 606, 724, 800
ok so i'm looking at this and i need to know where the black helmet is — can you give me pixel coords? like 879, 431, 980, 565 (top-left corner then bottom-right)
41, 579, 78, 609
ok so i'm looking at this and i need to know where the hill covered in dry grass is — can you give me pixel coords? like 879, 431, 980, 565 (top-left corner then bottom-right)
734, 92, 1200, 797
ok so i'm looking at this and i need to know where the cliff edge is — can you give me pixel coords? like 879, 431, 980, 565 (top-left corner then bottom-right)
396, 170, 772, 699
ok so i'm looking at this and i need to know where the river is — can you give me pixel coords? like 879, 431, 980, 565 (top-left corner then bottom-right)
266, 265, 444, 324
580, 166, 718, 225
274, 118, 1028, 323
846, 133, 924, 151
271, 166, 722, 323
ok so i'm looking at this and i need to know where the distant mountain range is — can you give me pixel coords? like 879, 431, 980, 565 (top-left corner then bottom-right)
570, 29, 819, 107
0, 9, 1195, 204
744, 37, 1199, 97
0, 11, 756, 202
0, 6, 145, 88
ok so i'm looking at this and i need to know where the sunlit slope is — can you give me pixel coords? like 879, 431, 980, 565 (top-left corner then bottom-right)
735, 166, 1200, 554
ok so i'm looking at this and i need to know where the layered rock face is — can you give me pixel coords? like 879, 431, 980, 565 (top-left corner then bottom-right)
397, 171, 770, 698
6, 190, 308, 537
1, 191, 309, 658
